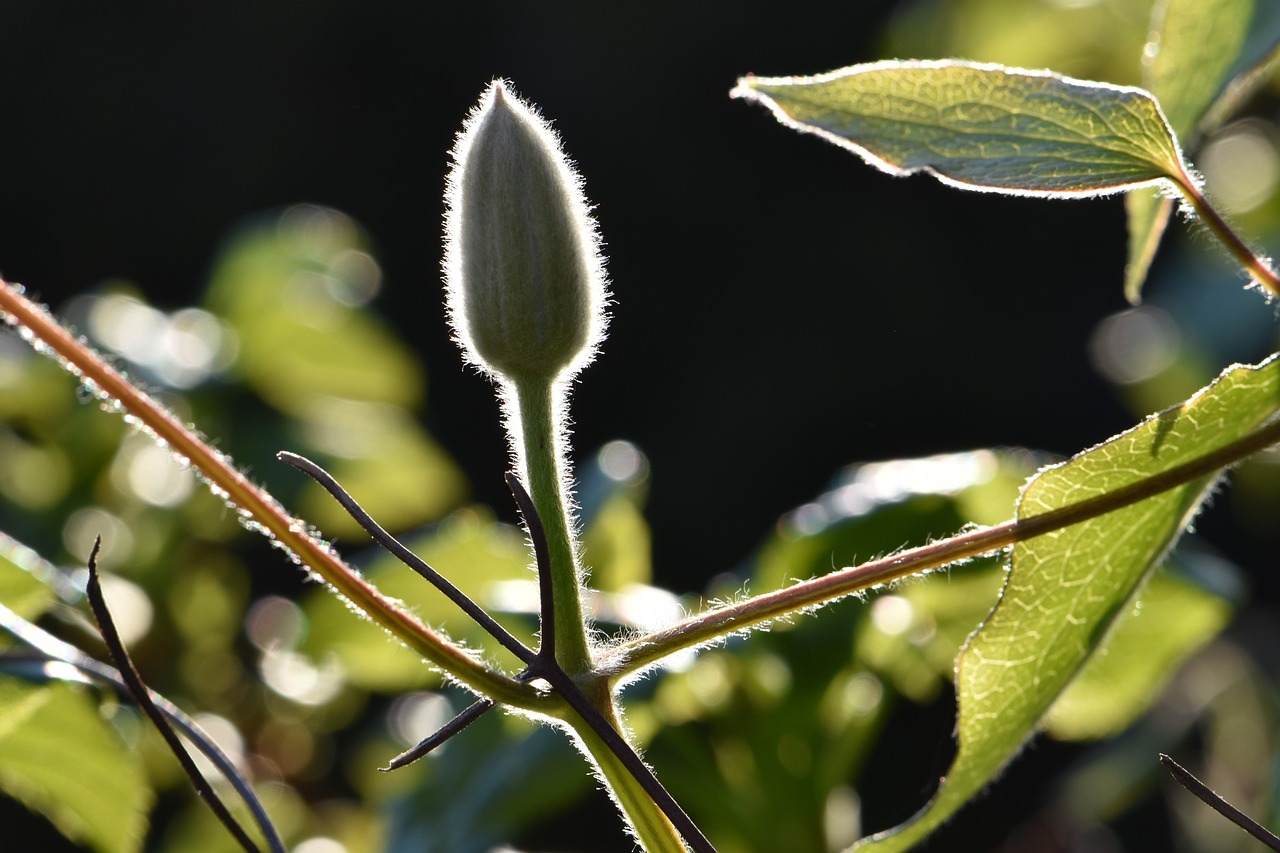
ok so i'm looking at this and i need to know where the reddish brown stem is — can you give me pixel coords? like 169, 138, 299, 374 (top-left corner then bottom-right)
0, 280, 534, 707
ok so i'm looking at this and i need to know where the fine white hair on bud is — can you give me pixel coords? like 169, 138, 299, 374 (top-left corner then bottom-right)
443, 79, 609, 386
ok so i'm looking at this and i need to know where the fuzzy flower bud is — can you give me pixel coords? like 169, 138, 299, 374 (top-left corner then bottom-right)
444, 80, 608, 385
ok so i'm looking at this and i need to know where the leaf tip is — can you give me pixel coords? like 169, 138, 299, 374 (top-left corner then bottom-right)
729, 74, 760, 101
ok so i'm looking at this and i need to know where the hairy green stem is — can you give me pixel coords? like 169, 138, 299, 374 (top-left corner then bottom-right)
513, 379, 594, 674
1175, 172, 1280, 299
567, 701, 687, 852
602, 414, 1280, 680
0, 280, 537, 709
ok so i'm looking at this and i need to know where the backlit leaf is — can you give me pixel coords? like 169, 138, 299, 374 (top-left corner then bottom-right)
854, 352, 1280, 852
1043, 553, 1234, 741
0, 679, 152, 853
1125, 0, 1263, 301
733, 60, 1186, 197
0, 532, 57, 622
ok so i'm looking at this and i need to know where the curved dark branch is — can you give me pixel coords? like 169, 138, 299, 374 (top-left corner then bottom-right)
277, 451, 535, 665
85, 537, 279, 853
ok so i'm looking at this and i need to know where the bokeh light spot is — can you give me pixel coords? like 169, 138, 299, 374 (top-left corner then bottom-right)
871, 595, 914, 636
1200, 121, 1279, 214
96, 573, 154, 646
599, 439, 647, 483
1088, 306, 1181, 385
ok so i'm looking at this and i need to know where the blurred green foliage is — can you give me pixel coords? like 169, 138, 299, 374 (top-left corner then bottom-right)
1, 1, 1279, 850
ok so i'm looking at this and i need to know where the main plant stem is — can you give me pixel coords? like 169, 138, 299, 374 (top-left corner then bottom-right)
513, 379, 594, 674
508, 379, 696, 846
579, 718, 687, 852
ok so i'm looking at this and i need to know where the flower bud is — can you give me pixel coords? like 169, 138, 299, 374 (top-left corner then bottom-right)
444, 80, 608, 385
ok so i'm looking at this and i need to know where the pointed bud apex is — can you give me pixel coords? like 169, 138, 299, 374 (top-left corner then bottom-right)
444, 80, 608, 385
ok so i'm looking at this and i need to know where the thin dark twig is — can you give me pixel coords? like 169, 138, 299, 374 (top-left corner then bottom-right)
277, 451, 535, 665
504, 472, 556, 660
85, 537, 266, 853
381, 698, 494, 771
1160, 754, 1280, 851
378, 476, 549, 775
0, 601, 285, 853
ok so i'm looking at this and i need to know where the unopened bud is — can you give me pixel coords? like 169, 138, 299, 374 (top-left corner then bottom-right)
444, 80, 608, 385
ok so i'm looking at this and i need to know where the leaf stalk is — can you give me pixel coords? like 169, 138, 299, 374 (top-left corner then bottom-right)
1175, 173, 1280, 299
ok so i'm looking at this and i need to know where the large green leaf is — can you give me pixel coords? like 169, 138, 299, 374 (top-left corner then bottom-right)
1043, 553, 1234, 741
0, 679, 152, 853
1124, 0, 1265, 302
732, 60, 1185, 196
854, 352, 1280, 852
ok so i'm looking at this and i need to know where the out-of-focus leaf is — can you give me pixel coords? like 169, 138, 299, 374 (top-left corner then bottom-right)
755, 451, 1026, 592
204, 205, 466, 529
301, 508, 532, 691
0, 679, 152, 853
854, 353, 1280, 852
582, 491, 652, 592
1044, 554, 1234, 740
733, 61, 1186, 196
203, 205, 423, 413
856, 561, 1005, 704
0, 533, 57, 622
1124, 189, 1176, 304
880, 0, 1149, 85
294, 400, 466, 538
1125, 0, 1262, 301
1147, 0, 1255, 139
160, 778, 306, 853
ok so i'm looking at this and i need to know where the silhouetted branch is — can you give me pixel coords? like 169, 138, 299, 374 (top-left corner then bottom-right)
85, 537, 278, 853
0, 601, 284, 852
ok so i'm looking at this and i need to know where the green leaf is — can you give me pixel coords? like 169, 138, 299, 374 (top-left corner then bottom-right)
0, 532, 57, 623
0, 679, 152, 853
732, 60, 1185, 196
1043, 554, 1234, 740
853, 352, 1280, 852
203, 206, 425, 413
203, 205, 467, 531
1123, 189, 1175, 304
640, 452, 1031, 852
1147, 0, 1255, 140
1125, 0, 1259, 301
294, 401, 466, 538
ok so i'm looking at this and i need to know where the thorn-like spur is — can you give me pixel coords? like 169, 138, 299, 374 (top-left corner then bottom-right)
381, 697, 495, 772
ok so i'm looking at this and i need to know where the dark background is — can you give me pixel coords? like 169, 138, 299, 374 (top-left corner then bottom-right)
1, 3, 1275, 851
0, 0, 1145, 586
